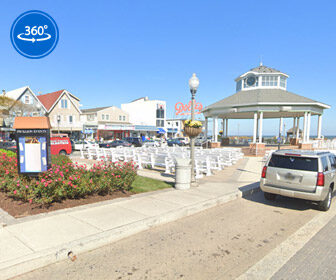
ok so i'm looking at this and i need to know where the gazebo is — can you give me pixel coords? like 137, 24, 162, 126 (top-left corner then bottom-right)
202, 64, 330, 153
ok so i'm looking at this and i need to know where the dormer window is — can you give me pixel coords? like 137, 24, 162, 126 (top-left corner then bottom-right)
236, 80, 242, 92
280, 76, 286, 88
262, 75, 278, 87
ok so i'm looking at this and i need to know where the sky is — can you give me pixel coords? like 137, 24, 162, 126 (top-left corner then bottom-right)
1, 0, 336, 136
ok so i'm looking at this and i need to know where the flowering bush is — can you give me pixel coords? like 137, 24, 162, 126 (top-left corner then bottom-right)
184, 120, 202, 128
0, 153, 137, 205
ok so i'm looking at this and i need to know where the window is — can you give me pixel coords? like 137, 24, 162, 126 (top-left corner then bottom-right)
69, 115, 73, 124
87, 114, 95, 121
280, 76, 286, 88
329, 155, 336, 170
176, 122, 179, 127
123, 116, 125, 121
156, 108, 164, 118
156, 120, 164, 127
102, 114, 105, 120
236, 80, 242, 92
119, 115, 122, 121
167, 122, 170, 125
243, 78, 258, 88
321, 156, 329, 172
268, 155, 318, 171
61, 99, 68, 108
262, 76, 278, 87
106, 114, 109, 120
24, 95, 30, 104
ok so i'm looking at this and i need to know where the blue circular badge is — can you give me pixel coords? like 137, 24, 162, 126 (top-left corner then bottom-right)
10, 10, 59, 59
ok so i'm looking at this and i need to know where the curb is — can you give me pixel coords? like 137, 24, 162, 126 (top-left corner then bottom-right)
1, 183, 260, 280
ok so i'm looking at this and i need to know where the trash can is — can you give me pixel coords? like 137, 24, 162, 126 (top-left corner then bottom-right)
175, 158, 191, 190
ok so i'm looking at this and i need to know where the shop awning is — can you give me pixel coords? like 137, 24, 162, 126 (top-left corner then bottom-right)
157, 128, 166, 134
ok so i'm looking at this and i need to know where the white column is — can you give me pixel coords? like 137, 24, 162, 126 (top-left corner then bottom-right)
259, 112, 263, 143
307, 112, 311, 142
293, 117, 296, 132
205, 117, 208, 139
279, 117, 283, 137
296, 117, 300, 140
225, 119, 228, 137
222, 119, 225, 138
253, 112, 257, 143
213, 117, 218, 142
303, 112, 307, 143
317, 115, 322, 139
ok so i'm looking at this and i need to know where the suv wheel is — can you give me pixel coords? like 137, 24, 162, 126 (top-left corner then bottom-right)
318, 187, 332, 211
264, 192, 276, 201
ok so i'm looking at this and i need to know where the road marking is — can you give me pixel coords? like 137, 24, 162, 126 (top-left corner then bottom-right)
236, 202, 336, 280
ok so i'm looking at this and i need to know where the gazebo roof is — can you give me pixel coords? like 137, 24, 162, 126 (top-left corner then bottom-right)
202, 88, 330, 119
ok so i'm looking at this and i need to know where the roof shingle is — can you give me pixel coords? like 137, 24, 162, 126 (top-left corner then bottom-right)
37, 90, 64, 111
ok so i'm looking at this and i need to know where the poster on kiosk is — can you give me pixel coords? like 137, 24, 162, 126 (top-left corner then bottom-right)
13, 117, 51, 176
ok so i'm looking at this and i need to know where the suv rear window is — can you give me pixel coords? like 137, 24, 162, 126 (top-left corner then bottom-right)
268, 154, 318, 171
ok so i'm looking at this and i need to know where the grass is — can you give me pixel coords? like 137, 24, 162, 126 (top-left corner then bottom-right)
131, 175, 173, 193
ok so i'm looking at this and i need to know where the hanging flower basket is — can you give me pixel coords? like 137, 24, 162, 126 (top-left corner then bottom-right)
184, 126, 202, 138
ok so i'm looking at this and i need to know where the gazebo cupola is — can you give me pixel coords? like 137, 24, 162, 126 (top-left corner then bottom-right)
235, 63, 289, 92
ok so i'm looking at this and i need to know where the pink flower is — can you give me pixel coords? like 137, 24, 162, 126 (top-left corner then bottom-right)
25, 185, 29, 189
29, 199, 32, 204
90, 179, 92, 183
14, 190, 17, 194
17, 183, 20, 186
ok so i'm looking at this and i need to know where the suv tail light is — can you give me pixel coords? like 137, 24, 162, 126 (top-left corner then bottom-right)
261, 166, 267, 178
317, 172, 325, 186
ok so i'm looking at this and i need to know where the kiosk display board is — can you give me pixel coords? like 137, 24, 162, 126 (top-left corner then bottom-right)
13, 117, 52, 176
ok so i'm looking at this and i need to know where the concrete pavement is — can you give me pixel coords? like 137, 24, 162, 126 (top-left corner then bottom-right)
0, 157, 263, 280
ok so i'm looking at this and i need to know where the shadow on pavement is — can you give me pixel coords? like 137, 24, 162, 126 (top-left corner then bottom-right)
241, 185, 315, 212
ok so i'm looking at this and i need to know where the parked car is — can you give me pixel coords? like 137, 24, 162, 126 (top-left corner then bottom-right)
99, 140, 132, 148
260, 150, 336, 211
143, 140, 160, 147
50, 135, 72, 155
167, 138, 184, 146
176, 137, 189, 145
123, 137, 143, 147
0, 141, 17, 152
71, 139, 98, 150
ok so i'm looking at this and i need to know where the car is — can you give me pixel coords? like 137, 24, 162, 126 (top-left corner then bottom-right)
50, 135, 72, 155
0, 141, 17, 152
167, 138, 184, 146
99, 140, 132, 148
143, 140, 160, 147
123, 137, 143, 147
260, 150, 336, 211
71, 139, 99, 150
176, 137, 189, 145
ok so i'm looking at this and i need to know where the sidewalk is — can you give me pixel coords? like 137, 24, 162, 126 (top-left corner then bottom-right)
0, 157, 263, 280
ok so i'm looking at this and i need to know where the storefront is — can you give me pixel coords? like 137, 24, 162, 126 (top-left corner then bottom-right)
97, 124, 135, 141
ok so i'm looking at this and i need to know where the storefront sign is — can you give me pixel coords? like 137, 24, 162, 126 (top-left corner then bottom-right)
175, 101, 203, 116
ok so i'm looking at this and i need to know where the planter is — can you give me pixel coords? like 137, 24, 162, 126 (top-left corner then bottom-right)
184, 126, 202, 138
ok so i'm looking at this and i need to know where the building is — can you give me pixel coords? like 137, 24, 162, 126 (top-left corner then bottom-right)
121, 97, 166, 138
81, 106, 134, 140
202, 64, 330, 153
0, 86, 46, 140
37, 89, 82, 138
166, 118, 185, 138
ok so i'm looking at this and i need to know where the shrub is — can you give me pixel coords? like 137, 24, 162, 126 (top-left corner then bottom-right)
0, 152, 138, 205
51, 154, 72, 166
0, 149, 16, 157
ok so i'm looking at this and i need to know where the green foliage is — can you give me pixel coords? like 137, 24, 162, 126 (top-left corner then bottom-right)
0, 149, 16, 157
0, 151, 138, 205
51, 155, 72, 166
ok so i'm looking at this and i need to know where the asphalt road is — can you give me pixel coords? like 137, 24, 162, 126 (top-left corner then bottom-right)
13, 192, 323, 280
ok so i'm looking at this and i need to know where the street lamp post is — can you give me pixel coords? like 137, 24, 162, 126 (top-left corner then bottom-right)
189, 73, 200, 184
57, 115, 61, 134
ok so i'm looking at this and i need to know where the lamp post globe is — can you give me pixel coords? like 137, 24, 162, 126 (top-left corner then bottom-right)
188, 73, 199, 184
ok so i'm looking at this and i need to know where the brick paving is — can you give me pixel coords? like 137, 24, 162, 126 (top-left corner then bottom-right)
272, 214, 336, 280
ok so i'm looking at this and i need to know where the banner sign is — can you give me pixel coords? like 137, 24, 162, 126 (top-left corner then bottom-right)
175, 101, 203, 116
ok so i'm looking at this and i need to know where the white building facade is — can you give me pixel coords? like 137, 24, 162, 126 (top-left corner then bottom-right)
121, 97, 167, 138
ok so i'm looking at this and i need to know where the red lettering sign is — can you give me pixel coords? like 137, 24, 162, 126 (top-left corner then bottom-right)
175, 101, 203, 116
